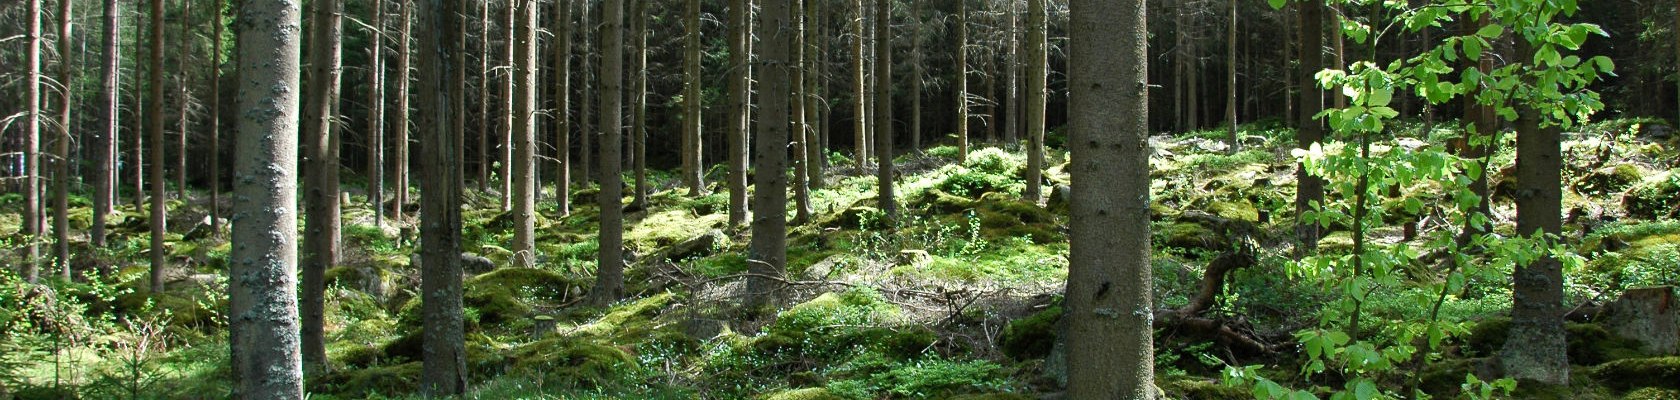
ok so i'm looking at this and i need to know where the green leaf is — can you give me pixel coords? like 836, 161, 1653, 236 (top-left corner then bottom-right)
1476, 23, 1504, 38
1354, 380, 1379, 400
1368, 88, 1393, 108
1463, 38, 1483, 61
1269, 0, 1289, 10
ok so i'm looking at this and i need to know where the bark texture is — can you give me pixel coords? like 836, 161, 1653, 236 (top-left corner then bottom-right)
512, 0, 538, 267
594, 0, 628, 305
416, 0, 467, 393
1295, 0, 1325, 255
728, 0, 751, 227
1025, 0, 1047, 203
301, 0, 345, 374
1499, 38, 1570, 386
749, 0, 793, 311
684, 0, 705, 196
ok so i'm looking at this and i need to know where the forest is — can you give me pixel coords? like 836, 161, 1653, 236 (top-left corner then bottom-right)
1, 0, 1679, 398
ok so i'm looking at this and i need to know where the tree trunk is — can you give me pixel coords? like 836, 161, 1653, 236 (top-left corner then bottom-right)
874, 0, 896, 221
1006, 0, 1019, 145
554, 0, 571, 215
176, 0, 190, 203
416, 0, 467, 394
502, 1, 516, 211
1226, 0, 1239, 153
149, 0, 167, 293
955, 0, 968, 163
909, 0, 922, 152
806, 0, 825, 190
53, 0, 73, 280
1295, 0, 1324, 255
94, 0, 119, 250
395, 2, 411, 222
210, 0, 223, 234
633, 0, 650, 206
728, 0, 750, 228
593, 0, 627, 306
133, 1, 145, 212
228, 0, 305, 394
750, 0, 792, 312
478, 1, 490, 191
683, 0, 704, 196
24, 0, 41, 283
512, 0, 538, 267
1331, 4, 1346, 109
369, 0, 385, 229
1500, 37, 1570, 386
793, 0, 812, 224
301, 0, 345, 375
853, 0, 869, 171
1024, 0, 1047, 203
580, 0, 594, 185
1066, 0, 1154, 395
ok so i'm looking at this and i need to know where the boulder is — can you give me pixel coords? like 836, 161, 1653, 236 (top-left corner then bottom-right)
182, 215, 215, 241
1601, 286, 1680, 356
1624, 170, 1680, 219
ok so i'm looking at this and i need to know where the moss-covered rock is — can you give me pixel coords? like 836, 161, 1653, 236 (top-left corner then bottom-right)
567, 292, 677, 342
461, 268, 582, 327
1000, 306, 1061, 360
762, 387, 845, 400
1160, 222, 1223, 251
915, 188, 979, 214
315, 362, 421, 397
1625, 387, 1680, 399
1158, 376, 1250, 400
1464, 318, 1647, 365
1576, 164, 1646, 196
1208, 200, 1259, 223
509, 338, 637, 385
1590, 356, 1680, 390
1623, 169, 1680, 219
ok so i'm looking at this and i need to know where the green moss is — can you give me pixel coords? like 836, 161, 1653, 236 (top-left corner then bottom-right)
627, 209, 727, 254
318, 362, 421, 397
1208, 201, 1259, 222
762, 387, 845, 400
1158, 375, 1250, 400
1625, 387, 1680, 399
915, 188, 978, 214
999, 305, 1061, 360
462, 268, 581, 326
510, 338, 638, 385
1464, 318, 1646, 365
569, 292, 677, 342
947, 394, 1034, 400
1623, 169, 1680, 219
1591, 357, 1680, 390
1575, 164, 1646, 195
1159, 222, 1223, 250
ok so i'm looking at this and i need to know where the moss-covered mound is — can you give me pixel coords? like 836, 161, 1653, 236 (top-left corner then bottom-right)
1000, 305, 1061, 360
1464, 318, 1647, 365
1590, 356, 1680, 390
509, 338, 638, 386
1623, 169, 1680, 219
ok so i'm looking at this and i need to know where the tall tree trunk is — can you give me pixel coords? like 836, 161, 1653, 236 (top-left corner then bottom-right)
228, 0, 304, 394
149, 0, 168, 293
453, 0, 466, 195
502, 1, 516, 211
633, 0, 650, 206
1500, 37, 1570, 386
750, 0, 792, 312
1226, 0, 1239, 153
416, 0, 467, 393
580, 0, 594, 185
210, 0, 223, 234
512, 0, 538, 267
1066, 0, 1154, 395
853, 0, 868, 171
1331, 4, 1346, 109
1295, 0, 1325, 255
395, 2, 411, 222
134, 1, 145, 212
1005, 0, 1019, 145
728, 0, 750, 228
593, 0, 627, 305
478, 0, 490, 191
94, 0, 119, 250
301, 0, 345, 375
683, 0, 704, 196
24, 0, 41, 283
53, 0, 73, 280
554, 0, 571, 215
369, 0, 385, 228
806, 0, 825, 190
955, 0, 968, 163
909, 0, 921, 152
1024, 0, 1046, 203
176, 0, 190, 202
793, 0, 812, 224
1675, 0, 1679, 126
874, 0, 896, 221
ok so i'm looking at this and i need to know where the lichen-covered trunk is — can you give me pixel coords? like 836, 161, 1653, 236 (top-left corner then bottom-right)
94, 0, 119, 250
728, 0, 751, 227
579, 0, 594, 185
148, 0, 167, 293
749, 0, 793, 312
1005, 0, 1019, 145
554, 0, 572, 215
594, 0, 627, 306
229, 0, 304, 394
1500, 38, 1570, 386
512, 0, 538, 267
1025, 0, 1046, 203
1295, 0, 1325, 255
1226, 0, 1239, 154
909, 0, 922, 152
501, 2, 516, 212
416, 0, 467, 393
1066, 0, 1154, 395
300, 0, 345, 375
175, 0, 191, 202
683, 0, 704, 196
477, 0, 490, 192
873, 0, 896, 221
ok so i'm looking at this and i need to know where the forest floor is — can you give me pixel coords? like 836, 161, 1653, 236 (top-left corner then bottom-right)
2, 118, 1679, 399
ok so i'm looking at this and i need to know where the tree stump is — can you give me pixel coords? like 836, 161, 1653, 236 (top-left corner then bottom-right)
1601, 286, 1678, 355
532, 315, 556, 339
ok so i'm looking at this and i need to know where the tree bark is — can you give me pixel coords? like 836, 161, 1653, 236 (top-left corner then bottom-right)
24, 0, 41, 283
1500, 37, 1570, 386
478, 0, 490, 192
416, 0, 467, 393
149, 0, 167, 293
228, 0, 305, 394
955, 0, 968, 163
683, 0, 705, 196
1066, 0, 1154, 395
806, 0, 825, 190
750, 0, 792, 312
394, 2, 411, 222
554, 0, 572, 215
94, 0, 119, 250
909, 0, 922, 152
512, 0, 539, 267
300, 0, 345, 375
1295, 0, 1324, 255
1226, 0, 1239, 153
593, 0, 627, 306
793, 0, 812, 224
1005, 0, 1019, 145
580, 0, 594, 185
176, 0, 190, 203
853, 0, 869, 170
728, 0, 750, 227
210, 0, 224, 234
502, 1, 516, 211
632, 0, 650, 207
53, 0, 73, 280
1025, 0, 1046, 203
369, 0, 385, 229
874, 0, 896, 221
133, 1, 144, 212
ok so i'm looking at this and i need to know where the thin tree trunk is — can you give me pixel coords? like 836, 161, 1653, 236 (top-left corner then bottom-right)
134, 0, 145, 212
395, 2, 411, 222
1005, 0, 1019, 145
210, 0, 223, 233
909, 0, 921, 152
593, 0, 627, 305
554, 0, 571, 215
369, 0, 385, 228
955, 0, 968, 163
874, 0, 896, 221
580, 0, 594, 185
633, 0, 650, 206
94, 0, 119, 249
1024, 0, 1046, 203
416, 0, 467, 393
853, 0, 868, 171
176, 0, 190, 202
24, 0, 41, 283
502, 1, 516, 210
1295, 0, 1324, 255
53, 0, 73, 280
478, 0, 490, 191
806, 0, 825, 190
148, 0, 167, 293
683, 0, 704, 196
300, 0, 345, 375
512, 0, 538, 266
749, 0, 792, 312
1065, 0, 1154, 395
228, 0, 305, 394
793, 0, 812, 224
1226, 0, 1239, 153
728, 0, 750, 227
1331, 4, 1346, 109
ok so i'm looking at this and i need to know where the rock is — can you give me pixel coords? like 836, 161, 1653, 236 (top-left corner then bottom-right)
682, 318, 730, 340
647, 229, 727, 264
182, 215, 214, 241
1590, 356, 1680, 390
801, 254, 847, 280
165, 273, 223, 292
897, 249, 932, 268
1208, 201, 1259, 223
1047, 185, 1071, 215
1575, 164, 1645, 196
461, 252, 495, 275
1639, 122, 1675, 141
1601, 286, 1679, 356
1624, 170, 1680, 219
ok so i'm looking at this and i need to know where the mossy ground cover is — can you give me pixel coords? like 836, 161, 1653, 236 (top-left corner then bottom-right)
2, 120, 1678, 398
